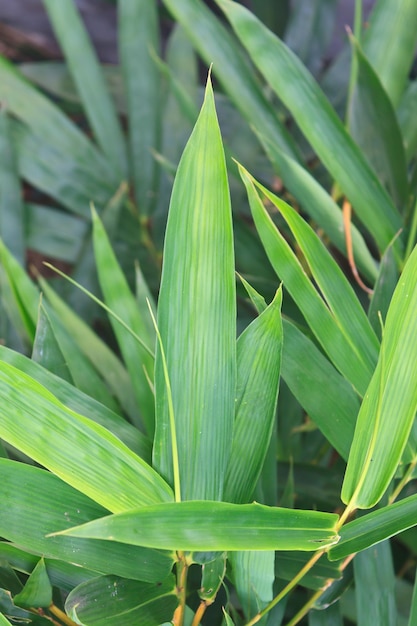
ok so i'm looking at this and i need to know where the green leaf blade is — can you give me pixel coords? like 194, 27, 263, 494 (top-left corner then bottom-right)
54, 501, 340, 552
0, 361, 173, 512
154, 77, 236, 501
224, 288, 282, 504
218, 0, 402, 255
342, 245, 417, 509
42, 0, 128, 177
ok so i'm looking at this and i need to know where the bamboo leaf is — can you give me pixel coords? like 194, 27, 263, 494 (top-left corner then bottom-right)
13, 559, 52, 609
230, 551, 274, 624
258, 132, 378, 283
342, 244, 417, 509
0, 459, 173, 582
0, 361, 173, 512
363, 0, 417, 108
239, 165, 375, 395
162, 0, 300, 161
328, 493, 417, 561
281, 319, 360, 461
153, 76, 236, 501
119, 0, 160, 214
53, 501, 340, 552
42, 0, 128, 177
349, 38, 408, 208
0, 110, 24, 264
0, 57, 117, 188
92, 209, 155, 435
38, 276, 140, 426
353, 542, 396, 626
224, 288, 282, 504
218, 0, 402, 256
65, 575, 178, 626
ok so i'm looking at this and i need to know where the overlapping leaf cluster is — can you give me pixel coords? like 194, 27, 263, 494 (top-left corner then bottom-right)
1, 1, 417, 625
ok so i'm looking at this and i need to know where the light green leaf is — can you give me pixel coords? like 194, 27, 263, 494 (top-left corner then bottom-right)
42, 0, 127, 178
38, 276, 140, 426
342, 245, 417, 509
328, 493, 417, 561
65, 575, 177, 626
13, 559, 52, 609
349, 38, 408, 208
258, 132, 378, 284
92, 209, 155, 434
0, 614, 12, 625
0, 345, 150, 460
53, 501, 340, 552
398, 80, 417, 162
153, 76, 236, 501
119, 0, 160, 214
239, 165, 376, 395
363, 0, 417, 108
218, 0, 402, 256
34, 303, 121, 413
0, 238, 39, 343
224, 288, 282, 504
0, 459, 173, 582
0, 361, 173, 511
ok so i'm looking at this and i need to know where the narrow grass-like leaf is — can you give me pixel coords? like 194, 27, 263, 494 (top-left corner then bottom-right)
282, 319, 360, 461
0, 238, 39, 343
162, 0, 300, 161
35, 303, 121, 413
353, 542, 396, 626
224, 288, 282, 504
92, 209, 155, 435
119, 0, 160, 214
0, 345, 150, 460
38, 276, 139, 425
398, 81, 417, 162
0, 361, 173, 511
363, 0, 417, 108
32, 304, 73, 384
42, 0, 127, 178
153, 77, 236, 501
218, 0, 402, 255
53, 501, 340, 551
368, 245, 398, 338
342, 245, 417, 509
349, 38, 408, 208
408, 570, 417, 626
0, 614, 12, 625
0, 110, 24, 264
247, 169, 379, 375
239, 165, 375, 395
276, 551, 342, 592
65, 575, 177, 626
26, 203, 87, 263
258, 132, 378, 283
0, 57, 117, 188
328, 493, 417, 561
0, 459, 173, 582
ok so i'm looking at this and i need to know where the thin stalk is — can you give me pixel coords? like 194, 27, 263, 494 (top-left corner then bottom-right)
244, 550, 325, 626
389, 459, 417, 504
191, 601, 208, 626
173, 553, 189, 626
147, 300, 181, 503
49, 603, 79, 626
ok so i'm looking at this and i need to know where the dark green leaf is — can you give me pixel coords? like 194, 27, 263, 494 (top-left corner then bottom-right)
13, 559, 52, 609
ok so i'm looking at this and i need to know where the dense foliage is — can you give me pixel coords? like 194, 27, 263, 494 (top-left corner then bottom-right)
1, 0, 417, 624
